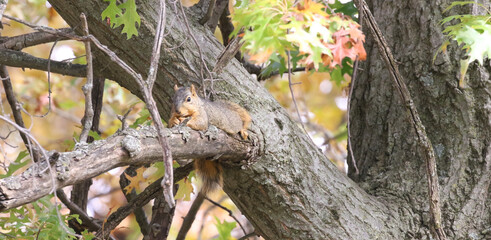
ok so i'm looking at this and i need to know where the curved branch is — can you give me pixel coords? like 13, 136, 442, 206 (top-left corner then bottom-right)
0, 48, 86, 77
0, 28, 72, 50
0, 126, 256, 211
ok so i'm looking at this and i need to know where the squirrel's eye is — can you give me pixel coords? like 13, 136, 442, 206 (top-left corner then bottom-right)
186, 97, 191, 102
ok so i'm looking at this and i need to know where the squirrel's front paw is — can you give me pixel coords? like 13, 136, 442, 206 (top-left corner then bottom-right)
239, 129, 248, 140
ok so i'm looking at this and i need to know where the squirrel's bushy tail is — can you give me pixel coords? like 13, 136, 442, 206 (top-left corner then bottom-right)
194, 159, 222, 195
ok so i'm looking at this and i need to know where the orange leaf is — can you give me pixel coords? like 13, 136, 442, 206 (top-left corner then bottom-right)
347, 22, 365, 42
249, 48, 273, 63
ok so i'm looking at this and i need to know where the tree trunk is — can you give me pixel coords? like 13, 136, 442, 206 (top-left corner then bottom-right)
43, 0, 490, 239
349, 0, 491, 239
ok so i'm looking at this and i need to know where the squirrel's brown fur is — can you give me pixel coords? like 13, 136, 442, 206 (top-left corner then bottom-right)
168, 84, 250, 194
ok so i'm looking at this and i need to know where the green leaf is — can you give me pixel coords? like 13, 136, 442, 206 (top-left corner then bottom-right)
466, 29, 491, 64
443, 1, 485, 13
88, 130, 102, 141
175, 178, 194, 201
0, 150, 30, 178
57, 99, 78, 110
329, 0, 358, 20
101, 0, 140, 39
330, 66, 344, 85
213, 216, 236, 240
101, 0, 122, 27
113, 0, 141, 39
131, 108, 150, 128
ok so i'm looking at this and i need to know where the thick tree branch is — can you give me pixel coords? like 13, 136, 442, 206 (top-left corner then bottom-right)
176, 192, 205, 240
0, 28, 72, 50
0, 48, 86, 77
147, 186, 177, 240
0, 126, 256, 211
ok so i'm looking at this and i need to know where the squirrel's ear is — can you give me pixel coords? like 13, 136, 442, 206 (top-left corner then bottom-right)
174, 85, 179, 91
190, 84, 197, 96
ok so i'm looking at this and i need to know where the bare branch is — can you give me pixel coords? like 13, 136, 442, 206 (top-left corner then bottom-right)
79, 13, 94, 143
286, 50, 311, 142
140, 0, 175, 210
176, 192, 205, 240
146, 0, 166, 89
0, 29, 72, 50
0, 49, 86, 77
0, 66, 40, 161
205, 196, 247, 236
0, 126, 256, 211
3, 15, 84, 41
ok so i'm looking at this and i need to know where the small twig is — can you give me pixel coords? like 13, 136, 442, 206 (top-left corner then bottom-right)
146, 0, 166, 89
140, 0, 175, 209
0, 231, 16, 239
35, 222, 46, 240
197, 195, 227, 240
82, 2, 175, 208
3, 15, 84, 41
205, 196, 247, 236
32, 39, 58, 118
286, 50, 311, 142
347, 58, 360, 175
177, 1, 213, 96
345, 1, 364, 176
79, 13, 94, 143
258, 67, 306, 81
117, 107, 133, 131
176, 192, 206, 240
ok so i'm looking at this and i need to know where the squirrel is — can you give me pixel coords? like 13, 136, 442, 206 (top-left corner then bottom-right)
168, 84, 251, 194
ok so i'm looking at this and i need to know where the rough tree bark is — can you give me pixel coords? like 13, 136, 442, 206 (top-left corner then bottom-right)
0, 0, 486, 239
349, 0, 490, 239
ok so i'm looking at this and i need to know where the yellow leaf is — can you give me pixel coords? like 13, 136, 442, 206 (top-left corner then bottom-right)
175, 178, 194, 201
123, 167, 146, 194
181, 0, 200, 7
